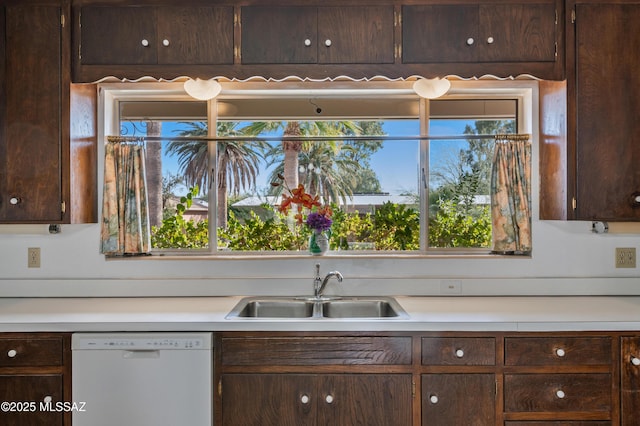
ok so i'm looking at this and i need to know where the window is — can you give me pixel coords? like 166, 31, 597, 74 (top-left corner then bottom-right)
105, 80, 534, 255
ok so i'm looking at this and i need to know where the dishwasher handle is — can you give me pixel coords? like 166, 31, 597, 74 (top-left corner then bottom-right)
122, 350, 160, 359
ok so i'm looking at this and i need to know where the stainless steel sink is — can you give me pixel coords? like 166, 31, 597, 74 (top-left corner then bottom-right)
225, 296, 408, 319
321, 298, 407, 318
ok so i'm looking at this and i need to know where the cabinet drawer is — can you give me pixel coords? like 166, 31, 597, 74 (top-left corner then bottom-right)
505, 422, 611, 425
422, 337, 495, 365
505, 337, 611, 366
0, 338, 63, 367
222, 336, 412, 366
504, 374, 611, 413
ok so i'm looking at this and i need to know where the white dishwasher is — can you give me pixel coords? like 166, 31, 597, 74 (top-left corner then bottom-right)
72, 332, 213, 426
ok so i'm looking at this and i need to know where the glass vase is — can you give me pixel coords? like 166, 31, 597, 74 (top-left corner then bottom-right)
309, 229, 331, 256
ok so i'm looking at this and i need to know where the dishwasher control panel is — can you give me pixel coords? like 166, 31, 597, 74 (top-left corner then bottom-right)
72, 333, 212, 350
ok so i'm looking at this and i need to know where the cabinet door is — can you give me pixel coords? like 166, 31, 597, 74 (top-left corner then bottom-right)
1, 4, 63, 222
318, 374, 412, 426
80, 6, 156, 65
573, 4, 640, 220
241, 6, 317, 64
402, 5, 479, 63
221, 374, 316, 426
622, 337, 640, 425
317, 7, 394, 64
156, 6, 233, 65
479, 3, 556, 62
422, 374, 495, 426
0, 374, 64, 426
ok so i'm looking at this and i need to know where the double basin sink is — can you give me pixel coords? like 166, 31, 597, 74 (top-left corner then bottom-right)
226, 296, 409, 320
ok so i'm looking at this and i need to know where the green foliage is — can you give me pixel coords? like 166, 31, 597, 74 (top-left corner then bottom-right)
218, 210, 308, 251
429, 199, 492, 248
151, 187, 209, 249
372, 202, 420, 250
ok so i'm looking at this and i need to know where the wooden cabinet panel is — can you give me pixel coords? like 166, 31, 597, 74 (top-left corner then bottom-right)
402, 3, 556, 64
621, 337, 640, 426
222, 373, 411, 426
1, 3, 64, 222
0, 374, 64, 426
0, 337, 63, 367
504, 373, 611, 413
422, 337, 495, 366
422, 374, 495, 426
505, 337, 611, 366
316, 374, 412, 426
505, 422, 610, 425
222, 335, 412, 366
80, 6, 233, 66
222, 374, 316, 426
571, 3, 640, 220
241, 6, 394, 65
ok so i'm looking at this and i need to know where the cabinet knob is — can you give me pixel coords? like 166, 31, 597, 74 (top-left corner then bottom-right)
429, 395, 439, 404
631, 356, 640, 366
466, 38, 475, 46
43, 396, 52, 404
325, 394, 334, 404
141, 39, 149, 47
304, 39, 312, 47
162, 39, 170, 47
9, 197, 20, 205
632, 193, 640, 206
7, 349, 17, 358
487, 36, 495, 44
300, 394, 310, 404
555, 348, 566, 357
455, 349, 464, 358
556, 389, 566, 399
324, 39, 332, 47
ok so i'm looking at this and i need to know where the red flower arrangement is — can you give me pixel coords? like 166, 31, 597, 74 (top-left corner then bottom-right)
272, 174, 333, 230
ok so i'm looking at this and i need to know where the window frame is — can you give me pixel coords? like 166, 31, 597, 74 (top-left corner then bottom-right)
99, 80, 538, 257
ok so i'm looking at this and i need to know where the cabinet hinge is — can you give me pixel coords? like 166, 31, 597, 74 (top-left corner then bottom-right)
555, 42, 558, 59
572, 197, 577, 210
571, 9, 576, 24
394, 44, 402, 61
61, 13, 65, 28
218, 379, 222, 396
60, 201, 66, 215
411, 380, 416, 399
394, 9, 401, 27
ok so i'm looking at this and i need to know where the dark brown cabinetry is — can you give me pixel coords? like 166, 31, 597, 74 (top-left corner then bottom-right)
240, 6, 394, 65
218, 333, 413, 426
567, 2, 640, 220
0, 1, 69, 223
621, 336, 640, 426
0, 333, 71, 426
79, 6, 233, 66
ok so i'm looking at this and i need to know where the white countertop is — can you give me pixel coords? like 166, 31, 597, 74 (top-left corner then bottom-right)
2, 296, 640, 332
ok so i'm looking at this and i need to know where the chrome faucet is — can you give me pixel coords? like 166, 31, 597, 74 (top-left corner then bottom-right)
313, 263, 343, 299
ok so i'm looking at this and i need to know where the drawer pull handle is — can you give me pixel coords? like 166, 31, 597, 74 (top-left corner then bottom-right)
556, 390, 566, 399
455, 349, 464, 358
7, 349, 17, 358
300, 394, 310, 404
632, 356, 640, 366
429, 395, 439, 404
555, 348, 566, 357
325, 394, 334, 404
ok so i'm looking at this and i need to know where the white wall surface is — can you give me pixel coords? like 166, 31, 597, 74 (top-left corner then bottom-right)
0, 219, 638, 297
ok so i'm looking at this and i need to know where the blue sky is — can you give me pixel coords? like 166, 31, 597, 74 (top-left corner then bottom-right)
131, 119, 470, 196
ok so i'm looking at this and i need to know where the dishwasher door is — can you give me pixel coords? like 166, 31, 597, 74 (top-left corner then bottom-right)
72, 333, 212, 426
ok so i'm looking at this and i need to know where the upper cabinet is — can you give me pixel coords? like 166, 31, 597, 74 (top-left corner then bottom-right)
402, 1, 562, 79
74, 5, 234, 81
567, 2, 640, 220
240, 6, 395, 65
0, 1, 69, 223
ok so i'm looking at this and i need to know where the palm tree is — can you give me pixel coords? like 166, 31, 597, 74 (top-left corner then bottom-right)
241, 120, 363, 198
168, 122, 267, 228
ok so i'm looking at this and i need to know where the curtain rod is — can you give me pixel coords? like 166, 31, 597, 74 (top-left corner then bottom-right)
108, 134, 530, 143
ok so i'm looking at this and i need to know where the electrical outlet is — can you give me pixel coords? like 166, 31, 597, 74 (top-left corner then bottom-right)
615, 247, 636, 268
440, 279, 462, 294
28, 247, 40, 268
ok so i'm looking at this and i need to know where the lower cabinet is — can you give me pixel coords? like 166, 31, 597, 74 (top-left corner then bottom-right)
622, 336, 640, 426
0, 333, 71, 426
222, 373, 412, 426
